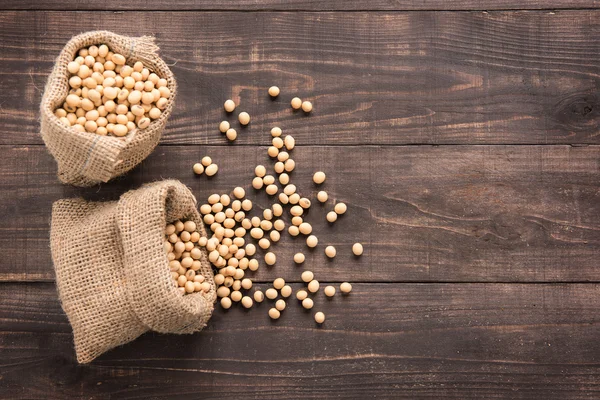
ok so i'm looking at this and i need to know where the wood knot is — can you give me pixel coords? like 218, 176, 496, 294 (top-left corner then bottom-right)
552, 92, 600, 133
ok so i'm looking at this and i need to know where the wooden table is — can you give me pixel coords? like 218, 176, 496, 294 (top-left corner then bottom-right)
1, 1, 600, 398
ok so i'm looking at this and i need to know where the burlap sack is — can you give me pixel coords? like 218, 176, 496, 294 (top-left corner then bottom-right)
50, 180, 215, 364
40, 31, 176, 187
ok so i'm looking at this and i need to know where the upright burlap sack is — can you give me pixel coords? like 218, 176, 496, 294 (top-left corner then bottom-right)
40, 31, 176, 187
50, 180, 215, 364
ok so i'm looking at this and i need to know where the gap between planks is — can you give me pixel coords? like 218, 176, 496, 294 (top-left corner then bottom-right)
3, 280, 600, 284
0, 143, 595, 148
2, 8, 600, 12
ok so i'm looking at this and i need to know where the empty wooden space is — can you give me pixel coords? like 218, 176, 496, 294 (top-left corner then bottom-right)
0, 2, 599, 399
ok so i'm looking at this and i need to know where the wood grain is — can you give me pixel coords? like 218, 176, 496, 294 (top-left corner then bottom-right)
1, 144, 598, 283
1, 282, 600, 399
2, 11, 600, 146
2, 5, 600, 399
1, 0, 598, 11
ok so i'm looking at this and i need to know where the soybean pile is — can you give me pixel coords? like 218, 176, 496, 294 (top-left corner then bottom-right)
165, 87, 362, 325
164, 220, 212, 295
54, 44, 171, 136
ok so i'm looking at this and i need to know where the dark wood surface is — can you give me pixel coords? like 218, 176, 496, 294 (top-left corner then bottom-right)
2, 0, 599, 10
1, 3, 600, 400
3, 283, 600, 399
2, 11, 600, 146
1, 144, 600, 283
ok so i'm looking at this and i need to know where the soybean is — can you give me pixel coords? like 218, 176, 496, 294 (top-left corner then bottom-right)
313, 171, 326, 184
241, 278, 253, 290
265, 252, 276, 265
205, 165, 218, 176
271, 127, 282, 137
266, 184, 278, 196
284, 159, 295, 172
306, 235, 318, 248
275, 299, 286, 311
284, 135, 295, 150
255, 165, 267, 177
324, 286, 336, 297
302, 298, 314, 310
288, 225, 300, 236
325, 246, 336, 258
340, 282, 352, 293
269, 230, 280, 242
238, 112, 250, 126
317, 191, 328, 202
334, 202, 347, 215
193, 163, 204, 175
221, 297, 232, 309
219, 120, 230, 133
273, 219, 285, 231
273, 278, 285, 290
272, 204, 283, 217
291, 97, 302, 109
202, 156, 213, 167
352, 243, 364, 256
301, 271, 314, 283
269, 308, 281, 320
230, 290, 242, 302
226, 128, 237, 141
280, 285, 292, 298
314, 312, 325, 324
233, 187, 245, 199
254, 290, 265, 303
252, 177, 264, 190
299, 223, 312, 235
263, 175, 275, 185
258, 238, 270, 249
279, 173, 290, 185
326, 211, 338, 223
299, 198, 311, 209
265, 288, 278, 300
293, 252, 305, 264
241, 296, 253, 309
224, 99, 236, 112
296, 290, 308, 301
290, 205, 303, 217
301, 101, 313, 113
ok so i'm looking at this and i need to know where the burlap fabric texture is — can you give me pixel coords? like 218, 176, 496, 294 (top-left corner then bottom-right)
50, 180, 215, 364
40, 31, 176, 187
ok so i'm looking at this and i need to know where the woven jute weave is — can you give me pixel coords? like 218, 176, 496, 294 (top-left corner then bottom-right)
50, 180, 215, 364
40, 31, 176, 187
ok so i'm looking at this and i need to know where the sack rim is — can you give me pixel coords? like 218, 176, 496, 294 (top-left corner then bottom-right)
116, 180, 215, 333
40, 30, 177, 145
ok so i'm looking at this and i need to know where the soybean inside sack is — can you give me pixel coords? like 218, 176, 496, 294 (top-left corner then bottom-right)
50, 180, 215, 363
40, 30, 176, 187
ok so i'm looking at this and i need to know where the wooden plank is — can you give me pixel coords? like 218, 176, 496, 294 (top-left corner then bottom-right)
1, 282, 600, 399
1, 0, 598, 11
1, 11, 600, 146
1, 144, 599, 283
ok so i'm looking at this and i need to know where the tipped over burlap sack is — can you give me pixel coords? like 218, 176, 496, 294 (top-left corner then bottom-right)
40, 31, 176, 187
50, 180, 215, 364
